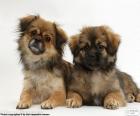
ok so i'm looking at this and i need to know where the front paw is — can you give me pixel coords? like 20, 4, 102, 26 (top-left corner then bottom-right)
16, 100, 32, 109
66, 98, 82, 108
104, 97, 121, 110
41, 99, 61, 109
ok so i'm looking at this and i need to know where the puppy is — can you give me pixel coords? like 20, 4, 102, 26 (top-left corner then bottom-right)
16, 15, 71, 109
66, 26, 140, 109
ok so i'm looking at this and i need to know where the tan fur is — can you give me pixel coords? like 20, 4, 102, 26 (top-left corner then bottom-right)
69, 35, 79, 52
127, 94, 135, 102
66, 26, 129, 109
104, 90, 126, 109
17, 90, 32, 109
136, 93, 140, 102
67, 69, 126, 108
41, 91, 66, 109
66, 91, 82, 108
22, 69, 65, 104
16, 15, 70, 109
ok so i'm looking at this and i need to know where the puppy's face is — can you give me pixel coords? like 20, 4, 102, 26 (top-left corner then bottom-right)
70, 26, 120, 71
18, 15, 67, 69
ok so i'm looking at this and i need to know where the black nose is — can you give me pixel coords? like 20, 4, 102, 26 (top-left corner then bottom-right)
28, 38, 45, 55
86, 51, 96, 58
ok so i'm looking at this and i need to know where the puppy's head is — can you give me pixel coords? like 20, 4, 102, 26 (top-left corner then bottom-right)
69, 26, 120, 71
17, 15, 67, 70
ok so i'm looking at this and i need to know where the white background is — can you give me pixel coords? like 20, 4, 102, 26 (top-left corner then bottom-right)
0, 0, 140, 116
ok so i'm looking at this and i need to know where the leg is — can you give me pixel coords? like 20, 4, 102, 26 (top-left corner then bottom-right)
41, 90, 66, 109
126, 93, 135, 103
66, 91, 82, 108
116, 71, 138, 103
16, 78, 33, 109
104, 90, 126, 110
16, 89, 32, 109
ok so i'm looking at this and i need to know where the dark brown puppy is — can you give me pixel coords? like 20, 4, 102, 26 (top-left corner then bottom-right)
66, 26, 140, 109
16, 15, 72, 109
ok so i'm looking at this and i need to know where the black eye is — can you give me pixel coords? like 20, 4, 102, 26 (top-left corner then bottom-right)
80, 47, 84, 51
98, 44, 105, 50
85, 45, 89, 49
31, 30, 37, 36
45, 36, 51, 42
80, 45, 89, 51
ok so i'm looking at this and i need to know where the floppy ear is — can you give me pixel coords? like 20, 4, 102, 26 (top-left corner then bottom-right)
112, 33, 121, 49
69, 35, 79, 55
19, 15, 39, 32
54, 23, 68, 55
107, 30, 121, 54
101, 25, 121, 54
109, 29, 121, 54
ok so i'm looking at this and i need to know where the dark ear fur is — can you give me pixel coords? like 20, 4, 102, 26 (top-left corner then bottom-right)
108, 32, 121, 55
19, 15, 39, 32
54, 23, 67, 55
69, 35, 79, 56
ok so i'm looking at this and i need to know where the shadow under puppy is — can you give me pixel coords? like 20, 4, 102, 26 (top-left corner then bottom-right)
16, 15, 72, 109
66, 26, 140, 109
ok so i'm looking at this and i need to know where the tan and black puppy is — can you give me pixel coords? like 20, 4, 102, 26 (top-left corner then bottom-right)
16, 15, 72, 109
66, 26, 140, 109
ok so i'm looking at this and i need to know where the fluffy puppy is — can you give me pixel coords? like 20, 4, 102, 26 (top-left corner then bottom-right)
66, 26, 140, 109
16, 15, 71, 109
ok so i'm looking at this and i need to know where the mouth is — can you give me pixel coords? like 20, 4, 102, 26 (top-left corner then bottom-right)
74, 58, 96, 71
81, 63, 95, 71
28, 39, 45, 55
